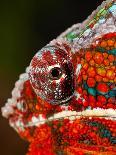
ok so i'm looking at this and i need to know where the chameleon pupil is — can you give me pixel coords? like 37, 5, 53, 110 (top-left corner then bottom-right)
50, 67, 62, 80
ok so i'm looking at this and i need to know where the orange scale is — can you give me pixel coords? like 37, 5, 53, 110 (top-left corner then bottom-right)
95, 75, 102, 82
87, 67, 96, 77
89, 59, 95, 66
103, 59, 110, 66
103, 77, 109, 82
96, 101, 103, 107
96, 67, 106, 77
77, 87, 83, 94
107, 103, 114, 109
83, 94, 88, 101
100, 40, 107, 48
85, 51, 92, 61
35, 104, 41, 111
97, 83, 109, 93
97, 95, 107, 104
82, 62, 89, 70
90, 102, 96, 108
106, 69, 115, 80
87, 77, 96, 87
108, 54, 115, 62
77, 76, 83, 84
108, 97, 115, 104
81, 69, 86, 75
103, 52, 108, 59
112, 133, 116, 137
82, 74, 88, 80
89, 95, 96, 103
110, 66, 115, 70
83, 101, 89, 107
107, 39, 115, 47
94, 52, 104, 64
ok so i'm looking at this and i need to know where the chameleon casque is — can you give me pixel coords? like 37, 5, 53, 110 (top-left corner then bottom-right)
1, 0, 116, 154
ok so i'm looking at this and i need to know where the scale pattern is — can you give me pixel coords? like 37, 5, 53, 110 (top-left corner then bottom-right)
1, 0, 116, 155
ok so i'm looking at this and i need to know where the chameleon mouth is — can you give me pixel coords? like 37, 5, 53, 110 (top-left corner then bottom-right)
25, 108, 116, 127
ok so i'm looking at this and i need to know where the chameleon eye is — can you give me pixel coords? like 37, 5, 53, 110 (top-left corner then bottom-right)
29, 46, 74, 105
49, 67, 62, 80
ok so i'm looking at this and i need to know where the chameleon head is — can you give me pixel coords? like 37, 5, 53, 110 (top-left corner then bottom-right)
29, 46, 74, 105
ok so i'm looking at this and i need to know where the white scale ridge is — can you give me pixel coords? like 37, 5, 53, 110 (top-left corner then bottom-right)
23, 108, 116, 128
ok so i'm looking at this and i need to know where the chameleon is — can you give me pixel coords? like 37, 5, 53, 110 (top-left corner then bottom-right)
1, 0, 116, 154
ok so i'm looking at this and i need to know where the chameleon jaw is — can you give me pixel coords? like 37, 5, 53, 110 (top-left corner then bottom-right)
14, 108, 116, 129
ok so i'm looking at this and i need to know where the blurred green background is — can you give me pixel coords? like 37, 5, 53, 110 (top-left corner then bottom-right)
0, 0, 103, 154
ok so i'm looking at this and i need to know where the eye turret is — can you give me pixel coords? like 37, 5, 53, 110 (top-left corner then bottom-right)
29, 46, 74, 105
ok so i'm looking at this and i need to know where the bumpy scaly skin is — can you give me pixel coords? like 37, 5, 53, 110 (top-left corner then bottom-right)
1, 0, 116, 154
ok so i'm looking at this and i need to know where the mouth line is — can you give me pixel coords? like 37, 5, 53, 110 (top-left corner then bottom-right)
26, 108, 116, 127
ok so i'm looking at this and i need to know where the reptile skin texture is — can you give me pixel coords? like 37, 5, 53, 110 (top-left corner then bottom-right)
2, 0, 116, 154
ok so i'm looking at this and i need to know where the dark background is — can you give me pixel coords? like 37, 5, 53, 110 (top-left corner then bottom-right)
0, 0, 103, 154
